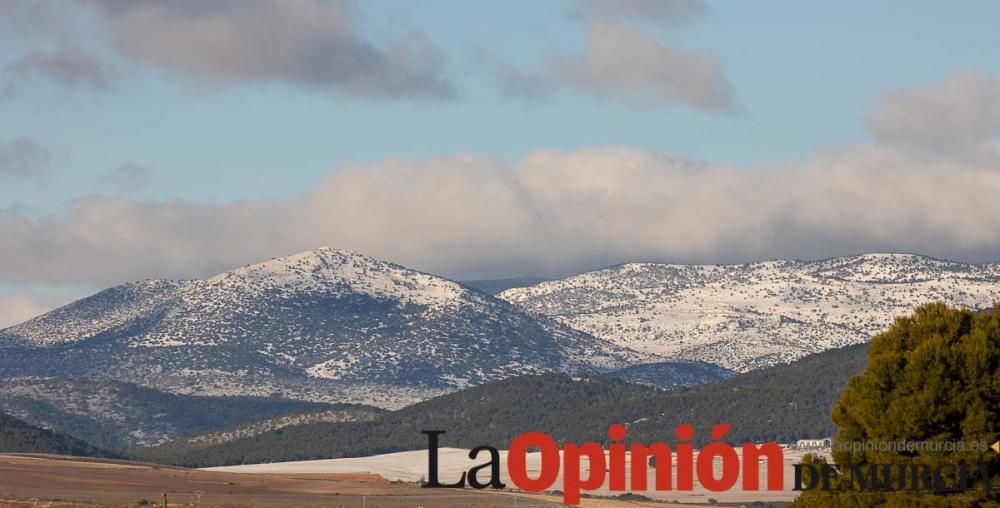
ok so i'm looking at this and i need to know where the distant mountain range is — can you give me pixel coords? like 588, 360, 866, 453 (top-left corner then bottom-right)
500, 253, 1000, 371
3, 249, 998, 447
0, 248, 651, 409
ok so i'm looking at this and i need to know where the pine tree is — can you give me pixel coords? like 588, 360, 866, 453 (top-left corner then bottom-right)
794, 303, 1000, 507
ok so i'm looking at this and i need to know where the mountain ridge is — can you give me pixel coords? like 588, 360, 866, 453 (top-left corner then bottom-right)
499, 253, 1000, 371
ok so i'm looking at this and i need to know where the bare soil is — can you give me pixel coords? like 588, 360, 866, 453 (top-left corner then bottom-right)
0, 455, 707, 508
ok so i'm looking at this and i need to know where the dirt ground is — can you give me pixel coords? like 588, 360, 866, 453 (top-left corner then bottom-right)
0, 455, 721, 508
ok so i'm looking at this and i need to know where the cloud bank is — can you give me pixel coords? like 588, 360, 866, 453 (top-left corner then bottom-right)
2, 141, 1000, 289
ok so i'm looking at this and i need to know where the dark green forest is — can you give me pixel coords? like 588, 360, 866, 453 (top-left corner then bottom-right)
134, 342, 868, 467
0, 377, 365, 451
0, 411, 116, 458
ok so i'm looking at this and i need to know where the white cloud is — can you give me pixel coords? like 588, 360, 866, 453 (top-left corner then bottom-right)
74, 0, 454, 98
2, 0, 453, 98
495, 22, 733, 111
869, 72, 1000, 155
548, 22, 733, 110
2, 143, 1000, 288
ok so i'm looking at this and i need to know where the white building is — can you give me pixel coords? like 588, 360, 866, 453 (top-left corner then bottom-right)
796, 438, 832, 449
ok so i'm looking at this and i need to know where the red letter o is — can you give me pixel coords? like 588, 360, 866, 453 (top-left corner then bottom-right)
508, 432, 560, 492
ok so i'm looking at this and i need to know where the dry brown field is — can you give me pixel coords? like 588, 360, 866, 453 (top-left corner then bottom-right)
0, 455, 725, 508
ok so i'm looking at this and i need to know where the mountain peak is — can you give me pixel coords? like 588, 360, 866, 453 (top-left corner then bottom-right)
206, 247, 470, 309
0, 248, 646, 407
215, 247, 369, 279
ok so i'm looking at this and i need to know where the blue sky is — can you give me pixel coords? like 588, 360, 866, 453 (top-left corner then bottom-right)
4, 1, 999, 210
2, 0, 1000, 326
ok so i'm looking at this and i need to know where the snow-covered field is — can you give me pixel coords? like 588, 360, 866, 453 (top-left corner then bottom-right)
208, 447, 832, 504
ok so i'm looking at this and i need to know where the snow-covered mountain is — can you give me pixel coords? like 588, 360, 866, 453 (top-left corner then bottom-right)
500, 254, 1000, 371
0, 248, 651, 408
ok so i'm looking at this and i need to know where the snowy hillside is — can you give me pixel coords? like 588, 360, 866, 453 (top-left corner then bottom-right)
0, 248, 650, 408
500, 254, 1000, 371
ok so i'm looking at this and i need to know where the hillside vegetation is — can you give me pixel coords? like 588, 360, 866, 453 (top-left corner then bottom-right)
605, 360, 733, 389
0, 412, 115, 458
795, 304, 1000, 506
136, 343, 868, 467
0, 377, 357, 450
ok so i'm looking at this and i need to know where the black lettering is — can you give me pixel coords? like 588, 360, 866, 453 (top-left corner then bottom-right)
467, 446, 506, 489
793, 463, 819, 491
910, 463, 933, 491
421, 430, 466, 488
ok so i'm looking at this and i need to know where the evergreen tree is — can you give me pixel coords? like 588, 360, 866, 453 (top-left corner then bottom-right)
794, 303, 1000, 507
